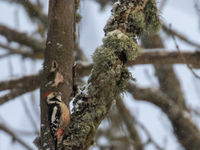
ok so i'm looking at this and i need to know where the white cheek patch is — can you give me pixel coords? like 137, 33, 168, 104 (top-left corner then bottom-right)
51, 106, 58, 123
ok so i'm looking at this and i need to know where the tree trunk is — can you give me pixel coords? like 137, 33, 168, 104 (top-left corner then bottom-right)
38, 0, 75, 149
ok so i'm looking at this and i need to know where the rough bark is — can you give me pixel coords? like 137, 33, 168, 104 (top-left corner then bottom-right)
60, 0, 160, 149
36, 0, 75, 150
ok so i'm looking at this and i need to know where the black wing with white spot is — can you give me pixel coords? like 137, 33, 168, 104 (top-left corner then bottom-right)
48, 104, 61, 142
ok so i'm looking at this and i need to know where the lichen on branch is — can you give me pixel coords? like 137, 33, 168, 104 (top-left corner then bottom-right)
104, 0, 161, 36
61, 0, 161, 149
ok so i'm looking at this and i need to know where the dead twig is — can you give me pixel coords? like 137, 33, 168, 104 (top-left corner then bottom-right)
116, 98, 144, 150
171, 27, 200, 80
136, 120, 165, 150
162, 24, 200, 48
0, 123, 33, 150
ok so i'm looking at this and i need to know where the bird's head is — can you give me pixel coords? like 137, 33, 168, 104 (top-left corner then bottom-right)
44, 92, 62, 104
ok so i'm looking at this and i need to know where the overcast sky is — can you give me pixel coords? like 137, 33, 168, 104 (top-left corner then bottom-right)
0, 0, 200, 150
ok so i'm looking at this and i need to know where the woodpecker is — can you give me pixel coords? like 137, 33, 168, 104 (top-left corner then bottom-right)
45, 92, 70, 148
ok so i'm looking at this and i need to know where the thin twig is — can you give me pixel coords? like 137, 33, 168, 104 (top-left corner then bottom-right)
171, 28, 200, 80
162, 24, 200, 48
22, 97, 39, 133
3, 0, 47, 26
136, 120, 165, 150
0, 123, 33, 150
0, 42, 33, 58
30, 91, 40, 121
116, 98, 144, 150
159, 0, 168, 11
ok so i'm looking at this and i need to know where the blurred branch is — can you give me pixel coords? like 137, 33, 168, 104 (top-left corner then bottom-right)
194, 0, 200, 21
30, 92, 40, 121
0, 74, 40, 105
4, 0, 47, 26
0, 24, 44, 53
159, 0, 168, 11
0, 74, 40, 91
94, 0, 116, 10
96, 129, 135, 149
0, 49, 198, 103
0, 86, 39, 105
0, 42, 34, 58
77, 51, 200, 77
75, 43, 88, 61
172, 34, 200, 80
127, 83, 200, 150
142, 33, 188, 110
162, 24, 200, 48
0, 49, 199, 102
15, 129, 39, 136
117, 98, 164, 150
130, 51, 200, 68
0, 123, 33, 150
136, 121, 164, 150
116, 98, 144, 150
0, 115, 39, 136
22, 97, 38, 133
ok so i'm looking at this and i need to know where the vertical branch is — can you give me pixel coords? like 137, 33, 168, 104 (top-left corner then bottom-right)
116, 98, 144, 150
141, 34, 187, 110
37, 0, 75, 149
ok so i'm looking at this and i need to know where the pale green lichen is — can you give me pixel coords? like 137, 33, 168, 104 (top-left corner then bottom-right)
89, 30, 140, 98
63, 1, 161, 149
104, 0, 161, 37
128, 10, 145, 36
144, 0, 161, 33
102, 30, 141, 61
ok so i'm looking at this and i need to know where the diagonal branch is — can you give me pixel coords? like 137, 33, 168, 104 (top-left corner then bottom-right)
4, 0, 47, 26
0, 74, 40, 105
0, 24, 44, 53
0, 84, 39, 106
162, 24, 200, 48
127, 83, 200, 150
0, 123, 33, 150
136, 121, 164, 150
0, 46, 33, 59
